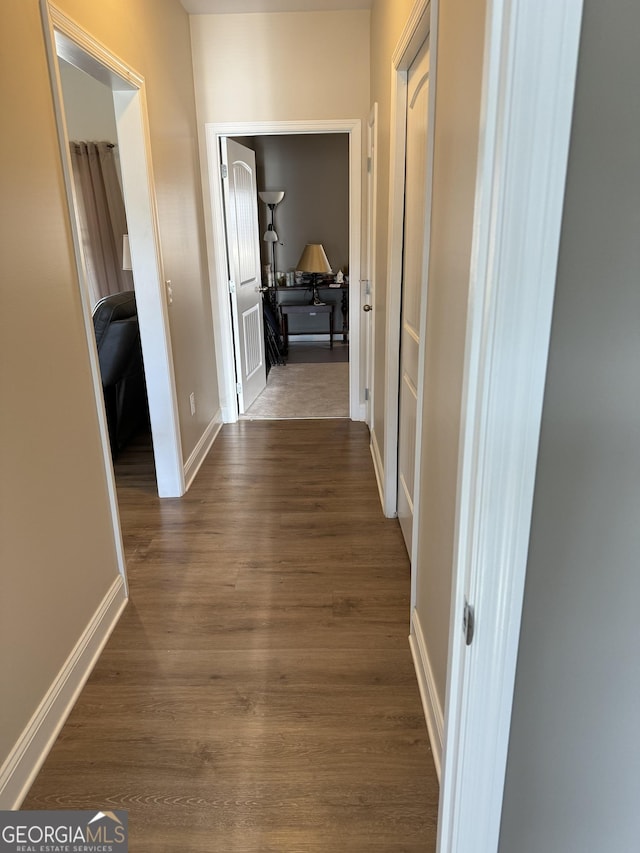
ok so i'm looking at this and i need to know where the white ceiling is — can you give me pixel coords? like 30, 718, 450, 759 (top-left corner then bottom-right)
180, 0, 372, 14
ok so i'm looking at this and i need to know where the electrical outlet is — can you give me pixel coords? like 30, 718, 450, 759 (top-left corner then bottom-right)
189, 392, 196, 416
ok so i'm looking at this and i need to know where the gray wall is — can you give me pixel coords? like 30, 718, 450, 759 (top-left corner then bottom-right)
236, 134, 349, 337
498, 2, 640, 850
252, 133, 349, 276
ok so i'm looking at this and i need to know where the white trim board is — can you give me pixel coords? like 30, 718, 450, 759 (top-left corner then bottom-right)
0, 576, 127, 809
436, 1, 584, 851
410, 609, 444, 780
365, 102, 379, 431
183, 409, 223, 491
369, 428, 385, 510
203, 120, 363, 423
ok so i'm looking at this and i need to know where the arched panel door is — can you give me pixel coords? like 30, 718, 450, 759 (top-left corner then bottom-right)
221, 137, 266, 413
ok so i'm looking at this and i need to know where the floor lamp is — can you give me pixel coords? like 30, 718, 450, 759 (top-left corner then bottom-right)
259, 190, 285, 283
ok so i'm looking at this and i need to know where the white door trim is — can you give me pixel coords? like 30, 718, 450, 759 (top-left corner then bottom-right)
41, 2, 185, 499
203, 120, 363, 423
365, 102, 379, 430
437, 1, 584, 851
382, 0, 434, 518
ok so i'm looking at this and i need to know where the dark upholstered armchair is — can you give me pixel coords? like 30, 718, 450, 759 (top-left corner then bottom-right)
92, 291, 148, 457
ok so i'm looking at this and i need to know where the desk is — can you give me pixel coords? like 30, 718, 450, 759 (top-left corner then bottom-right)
275, 284, 348, 342
280, 303, 334, 351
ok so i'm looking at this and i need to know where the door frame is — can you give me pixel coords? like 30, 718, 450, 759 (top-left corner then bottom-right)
382, 0, 436, 519
204, 120, 363, 422
436, 0, 584, 851
379, 0, 583, 849
365, 103, 379, 430
41, 2, 185, 499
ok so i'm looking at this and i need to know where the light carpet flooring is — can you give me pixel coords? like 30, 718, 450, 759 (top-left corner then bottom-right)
245, 362, 349, 419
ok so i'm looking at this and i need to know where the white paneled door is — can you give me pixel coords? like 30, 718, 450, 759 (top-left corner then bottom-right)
220, 138, 266, 413
397, 37, 430, 553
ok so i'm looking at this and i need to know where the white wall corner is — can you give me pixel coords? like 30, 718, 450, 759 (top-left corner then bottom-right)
183, 409, 223, 491
0, 576, 128, 809
410, 608, 444, 780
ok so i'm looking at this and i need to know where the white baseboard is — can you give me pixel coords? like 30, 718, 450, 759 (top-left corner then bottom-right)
0, 575, 128, 809
409, 608, 444, 781
370, 428, 386, 514
183, 409, 223, 491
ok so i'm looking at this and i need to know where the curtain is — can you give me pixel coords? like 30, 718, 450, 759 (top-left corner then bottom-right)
69, 141, 133, 306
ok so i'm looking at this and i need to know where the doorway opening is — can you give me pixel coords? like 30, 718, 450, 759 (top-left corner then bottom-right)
204, 120, 363, 424
42, 3, 184, 500
237, 132, 350, 420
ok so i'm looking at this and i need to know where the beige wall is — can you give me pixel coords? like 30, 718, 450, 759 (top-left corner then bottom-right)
369, 0, 415, 456
0, 0, 216, 792
190, 11, 370, 125
0, 0, 122, 774
413, 0, 487, 709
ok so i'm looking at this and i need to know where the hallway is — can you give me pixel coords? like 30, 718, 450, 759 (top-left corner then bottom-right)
24, 420, 438, 851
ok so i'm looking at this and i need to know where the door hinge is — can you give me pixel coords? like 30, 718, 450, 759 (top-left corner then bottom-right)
463, 598, 475, 646
236, 382, 242, 395
363, 279, 371, 295
364, 388, 370, 401
221, 164, 228, 179
367, 156, 372, 173
228, 280, 236, 294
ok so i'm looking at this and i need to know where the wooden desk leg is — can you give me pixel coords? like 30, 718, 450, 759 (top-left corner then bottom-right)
341, 290, 348, 342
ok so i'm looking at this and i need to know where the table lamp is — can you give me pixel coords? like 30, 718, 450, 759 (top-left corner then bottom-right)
296, 243, 332, 305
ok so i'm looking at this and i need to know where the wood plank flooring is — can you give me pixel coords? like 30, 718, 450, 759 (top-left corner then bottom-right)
23, 420, 439, 852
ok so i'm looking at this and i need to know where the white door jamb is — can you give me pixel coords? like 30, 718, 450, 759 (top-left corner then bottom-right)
437, 1, 584, 850
203, 120, 363, 423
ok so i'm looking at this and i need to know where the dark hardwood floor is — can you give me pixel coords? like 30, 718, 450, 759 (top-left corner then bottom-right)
24, 420, 439, 852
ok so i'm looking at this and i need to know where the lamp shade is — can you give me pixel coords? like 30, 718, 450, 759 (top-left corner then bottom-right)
259, 190, 285, 205
296, 243, 332, 274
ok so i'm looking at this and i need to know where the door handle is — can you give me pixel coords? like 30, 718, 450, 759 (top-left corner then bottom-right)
363, 304, 372, 312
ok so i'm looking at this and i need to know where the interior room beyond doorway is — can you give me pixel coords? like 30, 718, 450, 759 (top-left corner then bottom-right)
237, 132, 351, 420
